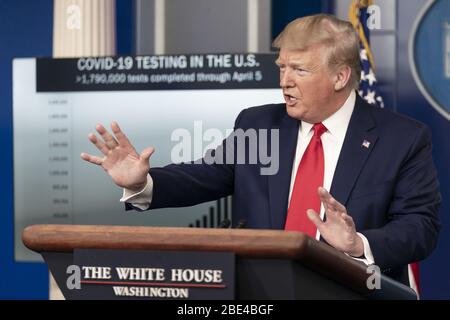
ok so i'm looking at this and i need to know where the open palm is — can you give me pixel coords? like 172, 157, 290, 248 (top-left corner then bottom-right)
81, 122, 154, 191
307, 187, 364, 257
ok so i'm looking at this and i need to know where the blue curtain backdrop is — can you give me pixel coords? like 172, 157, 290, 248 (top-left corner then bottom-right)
0, 0, 53, 299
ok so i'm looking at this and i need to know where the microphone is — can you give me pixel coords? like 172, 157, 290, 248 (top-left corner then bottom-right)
218, 218, 231, 228
236, 219, 247, 229
217, 218, 247, 229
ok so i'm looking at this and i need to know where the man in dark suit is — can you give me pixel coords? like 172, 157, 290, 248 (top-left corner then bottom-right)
81, 14, 441, 285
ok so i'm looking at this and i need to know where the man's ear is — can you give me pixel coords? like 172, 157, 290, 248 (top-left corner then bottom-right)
333, 65, 352, 91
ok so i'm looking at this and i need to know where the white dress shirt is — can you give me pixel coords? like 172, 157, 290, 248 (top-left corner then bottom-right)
121, 90, 374, 265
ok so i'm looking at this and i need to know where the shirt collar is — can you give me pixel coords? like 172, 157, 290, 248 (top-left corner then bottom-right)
300, 90, 356, 140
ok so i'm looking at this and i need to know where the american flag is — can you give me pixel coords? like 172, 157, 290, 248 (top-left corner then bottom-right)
349, 0, 420, 298
349, 0, 384, 108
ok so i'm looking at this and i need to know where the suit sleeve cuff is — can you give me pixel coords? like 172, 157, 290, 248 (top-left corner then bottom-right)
120, 173, 153, 210
349, 232, 375, 265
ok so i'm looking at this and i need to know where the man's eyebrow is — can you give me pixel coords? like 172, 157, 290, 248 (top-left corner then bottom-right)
290, 62, 307, 68
291, 58, 312, 65
275, 59, 303, 65
275, 60, 309, 68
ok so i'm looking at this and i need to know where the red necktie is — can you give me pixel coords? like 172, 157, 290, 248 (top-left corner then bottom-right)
285, 123, 327, 237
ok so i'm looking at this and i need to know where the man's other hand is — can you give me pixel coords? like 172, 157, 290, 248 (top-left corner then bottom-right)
80, 122, 154, 192
307, 187, 364, 257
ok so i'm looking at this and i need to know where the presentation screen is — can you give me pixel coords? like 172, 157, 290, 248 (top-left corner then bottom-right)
13, 54, 282, 261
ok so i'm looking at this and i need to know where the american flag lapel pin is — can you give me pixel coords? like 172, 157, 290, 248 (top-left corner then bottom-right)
362, 140, 371, 149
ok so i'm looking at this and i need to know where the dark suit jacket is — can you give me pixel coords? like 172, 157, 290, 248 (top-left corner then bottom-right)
131, 94, 441, 285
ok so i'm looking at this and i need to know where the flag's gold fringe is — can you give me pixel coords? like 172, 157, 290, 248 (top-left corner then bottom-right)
348, 0, 376, 70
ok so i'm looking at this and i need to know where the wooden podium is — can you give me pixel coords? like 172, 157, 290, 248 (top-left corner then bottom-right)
22, 224, 416, 300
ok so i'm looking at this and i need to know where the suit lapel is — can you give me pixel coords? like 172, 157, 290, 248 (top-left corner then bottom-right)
268, 112, 299, 229
330, 96, 378, 205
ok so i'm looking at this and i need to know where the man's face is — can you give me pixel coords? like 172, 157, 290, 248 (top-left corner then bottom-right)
276, 46, 338, 123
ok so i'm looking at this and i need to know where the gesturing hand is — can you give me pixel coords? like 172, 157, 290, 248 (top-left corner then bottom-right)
80, 122, 155, 192
307, 187, 364, 257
